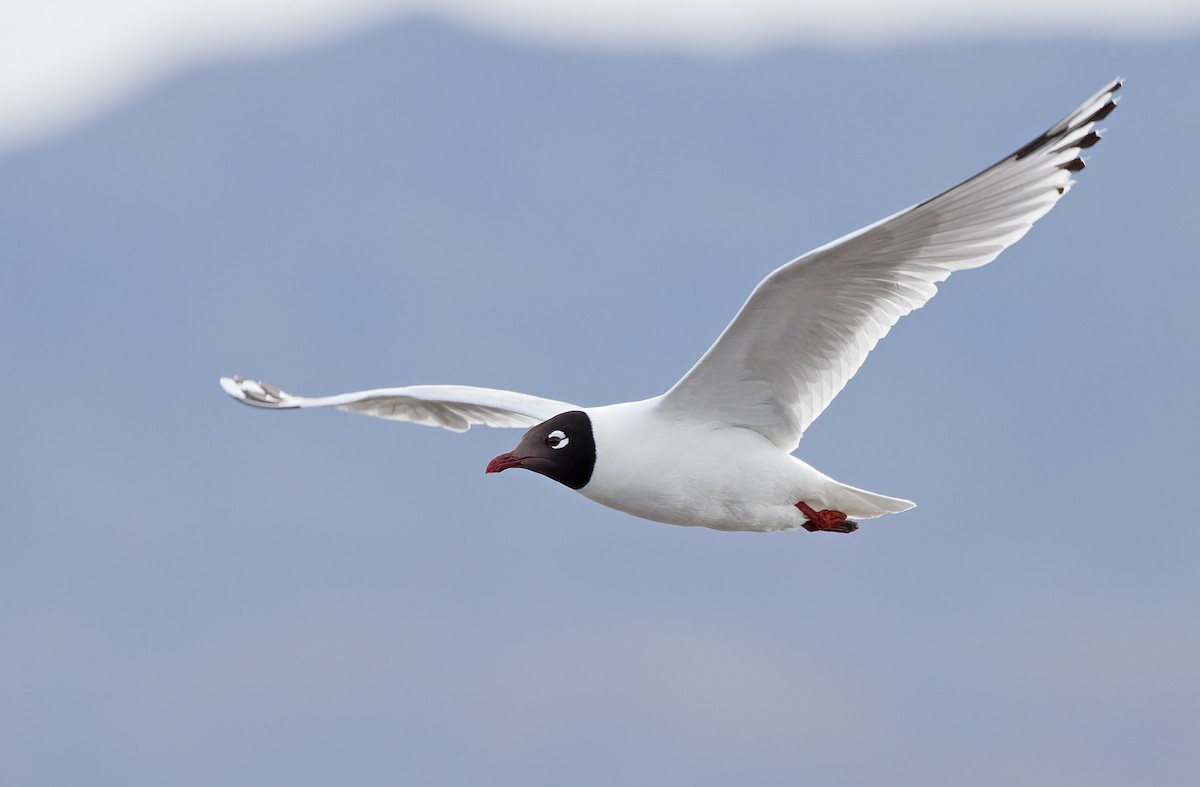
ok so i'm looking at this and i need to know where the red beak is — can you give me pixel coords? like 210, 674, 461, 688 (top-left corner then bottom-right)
485, 451, 526, 474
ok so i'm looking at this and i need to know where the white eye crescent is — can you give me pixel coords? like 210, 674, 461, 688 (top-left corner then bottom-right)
547, 430, 569, 449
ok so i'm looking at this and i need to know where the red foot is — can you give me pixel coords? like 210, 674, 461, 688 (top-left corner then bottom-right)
796, 501, 859, 534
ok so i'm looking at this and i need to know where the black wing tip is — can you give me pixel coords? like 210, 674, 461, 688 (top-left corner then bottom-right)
1077, 129, 1103, 150
1014, 78, 1123, 162
1083, 98, 1119, 126
220, 375, 293, 408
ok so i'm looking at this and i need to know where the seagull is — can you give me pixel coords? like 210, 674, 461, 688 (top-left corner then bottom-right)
221, 78, 1121, 534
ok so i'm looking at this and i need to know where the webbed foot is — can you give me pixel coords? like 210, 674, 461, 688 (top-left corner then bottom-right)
796, 501, 858, 533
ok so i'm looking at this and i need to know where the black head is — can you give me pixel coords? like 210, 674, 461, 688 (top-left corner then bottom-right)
485, 411, 596, 490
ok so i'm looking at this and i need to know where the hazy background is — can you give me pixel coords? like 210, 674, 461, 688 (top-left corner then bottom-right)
3, 6, 1199, 786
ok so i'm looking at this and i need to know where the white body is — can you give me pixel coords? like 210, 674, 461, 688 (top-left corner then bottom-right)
582, 399, 911, 531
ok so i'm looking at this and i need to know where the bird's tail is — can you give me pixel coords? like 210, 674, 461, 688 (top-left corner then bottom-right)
826, 481, 916, 520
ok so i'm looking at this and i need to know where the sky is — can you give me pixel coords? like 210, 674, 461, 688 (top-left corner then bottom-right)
3, 6, 1199, 787
4, 0, 1200, 151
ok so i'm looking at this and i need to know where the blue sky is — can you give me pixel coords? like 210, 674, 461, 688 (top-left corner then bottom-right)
2, 11, 1199, 787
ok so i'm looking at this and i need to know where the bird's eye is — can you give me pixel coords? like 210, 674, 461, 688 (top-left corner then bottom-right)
547, 429, 569, 449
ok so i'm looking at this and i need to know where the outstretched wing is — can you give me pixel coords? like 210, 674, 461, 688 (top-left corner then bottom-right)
657, 78, 1122, 452
219, 376, 578, 432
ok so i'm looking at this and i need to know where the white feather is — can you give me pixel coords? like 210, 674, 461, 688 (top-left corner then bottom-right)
219, 376, 577, 432
657, 78, 1122, 452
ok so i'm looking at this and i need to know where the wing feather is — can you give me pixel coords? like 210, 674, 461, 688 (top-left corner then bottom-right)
219, 376, 576, 432
658, 78, 1122, 451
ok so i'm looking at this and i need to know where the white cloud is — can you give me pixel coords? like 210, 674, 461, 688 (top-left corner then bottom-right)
1, 0, 401, 151
2, 0, 1197, 152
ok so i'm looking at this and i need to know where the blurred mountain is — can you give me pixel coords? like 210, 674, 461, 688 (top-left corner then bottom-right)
2, 17, 1198, 787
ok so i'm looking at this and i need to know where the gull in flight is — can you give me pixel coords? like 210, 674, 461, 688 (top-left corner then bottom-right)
222, 79, 1121, 533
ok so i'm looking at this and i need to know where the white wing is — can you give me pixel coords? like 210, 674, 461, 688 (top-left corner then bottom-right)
658, 78, 1122, 452
219, 376, 577, 432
